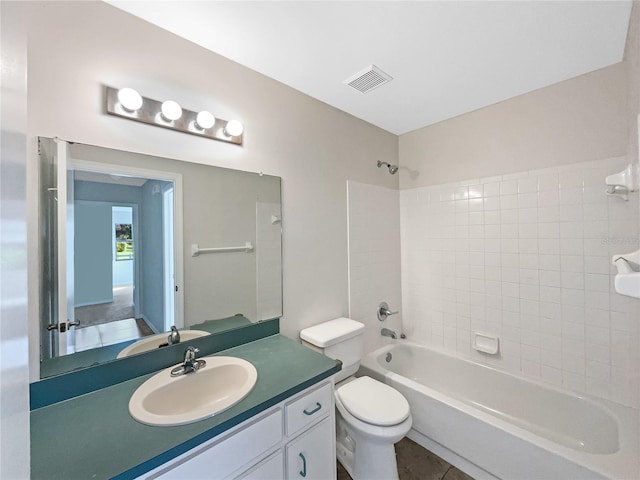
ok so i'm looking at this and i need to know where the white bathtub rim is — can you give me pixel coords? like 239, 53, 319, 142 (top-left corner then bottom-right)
366, 340, 622, 415
364, 340, 629, 425
361, 340, 639, 480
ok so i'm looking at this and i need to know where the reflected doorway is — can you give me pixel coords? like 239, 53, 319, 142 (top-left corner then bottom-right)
73, 204, 154, 352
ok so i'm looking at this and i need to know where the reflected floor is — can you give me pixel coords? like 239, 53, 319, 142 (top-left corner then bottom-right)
75, 285, 135, 328
337, 437, 475, 480
75, 317, 153, 353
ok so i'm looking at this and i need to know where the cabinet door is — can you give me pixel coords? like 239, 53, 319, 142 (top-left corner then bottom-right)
286, 418, 335, 480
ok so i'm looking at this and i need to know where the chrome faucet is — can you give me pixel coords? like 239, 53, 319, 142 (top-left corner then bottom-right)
168, 325, 181, 345
377, 302, 399, 321
381, 328, 397, 339
171, 346, 206, 376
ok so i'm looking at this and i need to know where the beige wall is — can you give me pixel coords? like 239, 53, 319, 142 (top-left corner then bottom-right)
399, 63, 628, 188
25, 0, 398, 357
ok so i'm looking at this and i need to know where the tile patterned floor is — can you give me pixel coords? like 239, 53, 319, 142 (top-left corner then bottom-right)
337, 437, 475, 480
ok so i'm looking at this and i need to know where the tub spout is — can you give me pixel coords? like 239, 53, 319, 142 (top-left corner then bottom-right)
381, 328, 397, 339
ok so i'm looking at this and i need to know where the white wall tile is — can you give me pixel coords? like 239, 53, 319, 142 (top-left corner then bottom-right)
500, 209, 518, 224
539, 254, 560, 271
537, 172, 559, 191
538, 190, 560, 207
518, 193, 538, 209
518, 177, 539, 194
538, 206, 560, 223
540, 270, 561, 287
500, 180, 518, 196
399, 158, 640, 408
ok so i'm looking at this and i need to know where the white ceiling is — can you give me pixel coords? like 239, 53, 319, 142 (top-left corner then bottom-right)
106, 1, 632, 135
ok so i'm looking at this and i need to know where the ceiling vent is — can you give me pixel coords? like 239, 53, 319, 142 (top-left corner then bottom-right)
343, 65, 392, 94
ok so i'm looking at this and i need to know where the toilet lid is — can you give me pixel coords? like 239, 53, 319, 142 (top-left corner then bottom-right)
336, 376, 410, 426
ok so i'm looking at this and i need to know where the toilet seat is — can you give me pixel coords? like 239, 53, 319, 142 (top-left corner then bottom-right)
336, 376, 410, 426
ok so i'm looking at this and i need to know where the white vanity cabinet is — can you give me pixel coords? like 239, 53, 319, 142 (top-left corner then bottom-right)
285, 417, 335, 480
138, 380, 336, 480
284, 382, 335, 480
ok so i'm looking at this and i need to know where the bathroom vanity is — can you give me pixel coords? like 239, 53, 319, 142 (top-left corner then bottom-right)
141, 380, 335, 479
30, 334, 339, 479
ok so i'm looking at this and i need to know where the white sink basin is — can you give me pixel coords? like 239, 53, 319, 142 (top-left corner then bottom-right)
116, 330, 209, 358
129, 356, 258, 426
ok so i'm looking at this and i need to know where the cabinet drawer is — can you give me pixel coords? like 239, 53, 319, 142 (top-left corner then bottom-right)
149, 409, 282, 479
285, 382, 332, 437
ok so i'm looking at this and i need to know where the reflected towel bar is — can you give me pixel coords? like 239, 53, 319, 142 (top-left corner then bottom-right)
191, 242, 254, 257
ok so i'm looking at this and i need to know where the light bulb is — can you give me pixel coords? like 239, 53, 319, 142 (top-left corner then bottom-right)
117, 88, 143, 111
161, 100, 182, 121
195, 111, 216, 130
224, 120, 244, 137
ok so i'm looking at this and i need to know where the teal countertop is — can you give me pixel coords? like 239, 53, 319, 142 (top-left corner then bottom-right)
30, 335, 339, 480
191, 315, 253, 334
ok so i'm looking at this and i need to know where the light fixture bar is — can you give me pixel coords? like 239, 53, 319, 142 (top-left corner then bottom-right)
105, 86, 243, 146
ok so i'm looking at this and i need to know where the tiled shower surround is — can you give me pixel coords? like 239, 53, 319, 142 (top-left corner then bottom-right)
400, 156, 640, 408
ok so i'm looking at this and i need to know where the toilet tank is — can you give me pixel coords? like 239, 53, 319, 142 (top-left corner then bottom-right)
300, 318, 365, 383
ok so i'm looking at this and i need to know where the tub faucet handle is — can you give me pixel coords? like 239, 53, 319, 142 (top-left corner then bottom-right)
377, 302, 399, 321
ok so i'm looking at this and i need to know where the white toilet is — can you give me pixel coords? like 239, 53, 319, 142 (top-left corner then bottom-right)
300, 318, 412, 480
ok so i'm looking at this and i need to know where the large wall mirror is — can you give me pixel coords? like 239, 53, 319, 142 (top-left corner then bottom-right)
38, 138, 282, 378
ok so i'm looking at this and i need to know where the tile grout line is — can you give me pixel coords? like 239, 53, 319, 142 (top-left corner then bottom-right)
441, 465, 454, 480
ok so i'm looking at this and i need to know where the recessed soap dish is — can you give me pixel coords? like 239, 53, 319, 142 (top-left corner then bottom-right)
472, 332, 500, 355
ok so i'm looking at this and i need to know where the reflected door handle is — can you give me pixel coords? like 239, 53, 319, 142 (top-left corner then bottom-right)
46, 324, 58, 331
68, 320, 80, 327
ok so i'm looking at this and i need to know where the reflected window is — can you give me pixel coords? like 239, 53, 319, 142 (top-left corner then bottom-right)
115, 222, 133, 261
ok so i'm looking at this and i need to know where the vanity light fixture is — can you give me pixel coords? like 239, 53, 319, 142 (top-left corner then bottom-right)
117, 87, 143, 112
105, 86, 244, 146
195, 111, 216, 130
160, 100, 182, 122
224, 119, 244, 137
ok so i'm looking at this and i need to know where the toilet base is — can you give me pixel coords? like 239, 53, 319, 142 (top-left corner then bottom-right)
336, 411, 402, 480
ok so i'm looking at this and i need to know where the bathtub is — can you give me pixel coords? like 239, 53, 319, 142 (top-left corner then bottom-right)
359, 341, 639, 480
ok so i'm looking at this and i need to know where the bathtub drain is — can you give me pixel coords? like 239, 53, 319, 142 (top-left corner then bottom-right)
385, 353, 392, 363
